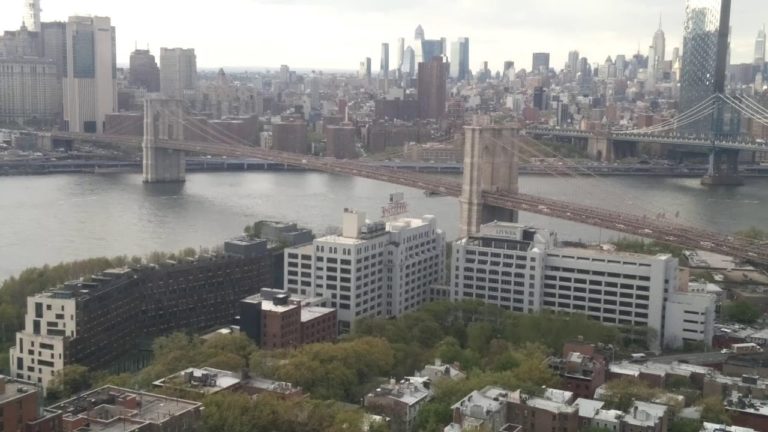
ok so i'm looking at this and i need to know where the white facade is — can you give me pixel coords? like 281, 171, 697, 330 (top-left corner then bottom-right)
451, 222, 707, 351
0, 58, 61, 123
284, 209, 445, 333
160, 47, 197, 99
23, 0, 41, 32
63, 16, 117, 133
9, 294, 77, 389
664, 292, 716, 349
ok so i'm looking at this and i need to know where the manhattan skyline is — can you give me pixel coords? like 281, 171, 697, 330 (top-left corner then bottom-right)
1, 0, 766, 71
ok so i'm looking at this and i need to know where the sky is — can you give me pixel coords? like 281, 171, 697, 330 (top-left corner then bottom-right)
1, 0, 765, 72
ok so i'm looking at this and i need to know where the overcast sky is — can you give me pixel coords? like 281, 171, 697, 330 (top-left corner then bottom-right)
1, 0, 765, 71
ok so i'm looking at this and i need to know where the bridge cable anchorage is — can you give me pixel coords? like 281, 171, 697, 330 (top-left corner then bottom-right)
613, 94, 718, 135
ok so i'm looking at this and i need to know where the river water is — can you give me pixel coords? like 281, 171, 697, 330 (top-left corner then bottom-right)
1, 171, 767, 281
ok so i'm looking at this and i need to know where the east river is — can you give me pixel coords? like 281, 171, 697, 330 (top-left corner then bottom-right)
1, 171, 767, 280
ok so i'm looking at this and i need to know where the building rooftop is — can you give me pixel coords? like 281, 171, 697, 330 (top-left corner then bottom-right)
49, 386, 201, 430
573, 398, 605, 418
701, 422, 758, 432
242, 377, 300, 395
301, 306, 335, 321
450, 386, 510, 419
624, 401, 667, 427
552, 247, 670, 262
369, 378, 432, 406
261, 301, 299, 313
0, 376, 41, 405
724, 391, 768, 417
153, 367, 241, 395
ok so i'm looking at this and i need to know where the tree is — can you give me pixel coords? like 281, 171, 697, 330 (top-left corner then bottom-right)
723, 301, 762, 325
736, 227, 768, 241
669, 418, 703, 432
601, 378, 661, 411
700, 396, 731, 425
47, 364, 91, 401
202, 392, 256, 432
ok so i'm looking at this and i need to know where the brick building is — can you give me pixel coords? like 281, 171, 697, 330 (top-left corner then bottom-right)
0, 376, 61, 432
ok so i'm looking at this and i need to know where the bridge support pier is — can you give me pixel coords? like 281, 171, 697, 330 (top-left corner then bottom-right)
460, 116, 519, 238
142, 97, 186, 183
701, 149, 743, 186
587, 134, 614, 162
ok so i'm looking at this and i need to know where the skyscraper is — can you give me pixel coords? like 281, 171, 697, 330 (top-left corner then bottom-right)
22, 0, 41, 32
417, 56, 448, 120
679, 0, 733, 135
532, 52, 550, 74
359, 57, 372, 80
653, 16, 666, 65
413, 24, 425, 65
129, 49, 160, 92
62, 16, 117, 133
449, 37, 469, 81
615, 55, 627, 78
396, 37, 405, 72
755, 26, 766, 66
380, 43, 389, 78
401, 47, 415, 79
567, 50, 580, 77
160, 48, 197, 99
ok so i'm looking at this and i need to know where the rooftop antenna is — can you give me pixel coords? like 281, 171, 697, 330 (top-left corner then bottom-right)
658, 12, 662, 30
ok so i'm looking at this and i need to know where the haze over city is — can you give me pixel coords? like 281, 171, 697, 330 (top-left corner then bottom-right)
1, 0, 766, 70
4, 0, 768, 431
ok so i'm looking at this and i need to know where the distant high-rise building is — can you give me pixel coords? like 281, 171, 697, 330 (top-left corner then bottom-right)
679, 0, 733, 135
62, 16, 117, 133
417, 56, 448, 119
567, 50, 580, 77
40, 22, 66, 78
653, 16, 666, 66
160, 47, 197, 99
421, 39, 444, 63
22, 0, 41, 32
413, 24, 425, 65
755, 26, 766, 66
380, 42, 389, 78
414, 24, 425, 41
0, 58, 61, 125
396, 37, 405, 72
129, 49, 160, 92
279, 64, 290, 83
449, 37, 470, 81
380, 42, 390, 91
359, 57, 372, 80
615, 55, 627, 78
401, 46, 415, 79
532, 52, 550, 74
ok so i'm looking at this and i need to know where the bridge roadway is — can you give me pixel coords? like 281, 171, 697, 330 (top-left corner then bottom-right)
527, 126, 768, 152
51, 132, 768, 266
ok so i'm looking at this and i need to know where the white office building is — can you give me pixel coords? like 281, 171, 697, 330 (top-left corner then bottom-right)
62, 16, 117, 133
9, 293, 77, 389
284, 209, 445, 333
663, 291, 716, 349
451, 222, 716, 351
